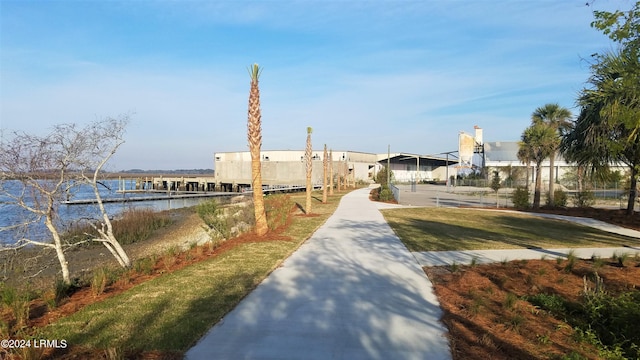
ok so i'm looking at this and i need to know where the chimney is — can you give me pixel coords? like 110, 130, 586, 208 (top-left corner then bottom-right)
474, 125, 483, 145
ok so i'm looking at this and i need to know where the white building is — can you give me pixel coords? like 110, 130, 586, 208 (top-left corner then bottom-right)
378, 153, 455, 183
482, 141, 627, 189
214, 150, 378, 191
213, 150, 456, 191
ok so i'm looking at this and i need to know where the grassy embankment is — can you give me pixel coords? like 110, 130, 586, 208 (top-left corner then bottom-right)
39, 189, 349, 356
381, 207, 640, 252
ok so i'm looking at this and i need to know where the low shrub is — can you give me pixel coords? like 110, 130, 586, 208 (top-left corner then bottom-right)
511, 187, 530, 209
198, 199, 256, 238
579, 290, 640, 359
134, 257, 155, 275
546, 189, 568, 207
378, 185, 394, 202
371, 185, 394, 202
0, 284, 33, 330
528, 280, 640, 359
91, 267, 110, 295
45, 279, 76, 309
197, 200, 229, 238
573, 190, 595, 208
265, 194, 294, 231
525, 293, 568, 317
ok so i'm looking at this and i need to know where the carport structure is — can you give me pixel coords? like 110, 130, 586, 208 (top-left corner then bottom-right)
377, 153, 458, 183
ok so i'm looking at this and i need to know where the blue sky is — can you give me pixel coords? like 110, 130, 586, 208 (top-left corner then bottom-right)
0, 0, 630, 170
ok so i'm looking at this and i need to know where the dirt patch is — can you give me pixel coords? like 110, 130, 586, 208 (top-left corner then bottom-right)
426, 257, 640, 359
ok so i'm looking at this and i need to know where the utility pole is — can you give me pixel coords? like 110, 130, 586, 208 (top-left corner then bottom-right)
440, 150, 458, 192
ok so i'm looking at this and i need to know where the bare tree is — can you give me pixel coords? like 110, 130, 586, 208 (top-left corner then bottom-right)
0, 131, 74, 284
66, 118, 131, 268
0, 116, 133, 284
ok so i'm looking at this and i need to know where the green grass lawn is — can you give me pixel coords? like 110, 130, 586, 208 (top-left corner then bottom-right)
44, 242, 291, 352
381, 207, 640, 252
41, 190, 347, 354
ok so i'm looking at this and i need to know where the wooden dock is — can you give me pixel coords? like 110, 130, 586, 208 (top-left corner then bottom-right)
62, 192, 240, 205
114, 175, 323, 194
62, 184, 322, 205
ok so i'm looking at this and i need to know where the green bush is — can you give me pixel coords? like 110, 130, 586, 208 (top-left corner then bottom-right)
375, 166, 394, 186
573, 190, 595, 208
52, 279, 75, 308
199, 199, 257, 239
379, 186, 394, 201
578, 290, 640, 359
0, 284, 34, 330
197, 200, 221, 228
197, 200, 229, 238
134, 257, 155, 275
525, 293, 568, 317
546, 189, 568, 207
528, 284, 640, 359
371, 185, 394, 202
511, 187, 530, 209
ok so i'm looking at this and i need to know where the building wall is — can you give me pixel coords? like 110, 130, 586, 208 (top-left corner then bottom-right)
389, 163, 434, 182
485, 160, 628, 189
214, 150, 377, 188
486, 159, 571, 184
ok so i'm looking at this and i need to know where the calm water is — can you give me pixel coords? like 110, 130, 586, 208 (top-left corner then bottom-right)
0, 179, 210, 246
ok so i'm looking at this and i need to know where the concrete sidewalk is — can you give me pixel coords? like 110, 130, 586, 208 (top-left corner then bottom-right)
186, 188, 451, 360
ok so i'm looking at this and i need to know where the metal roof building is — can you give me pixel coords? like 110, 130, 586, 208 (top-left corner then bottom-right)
213, 150, 457, 191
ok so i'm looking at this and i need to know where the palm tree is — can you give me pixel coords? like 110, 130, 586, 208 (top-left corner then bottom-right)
519, 123, 557, 209
247, 64, 268, 236
305, 127, 313, 214
516, 147, 532, 188
329, 149, 334, 195
322, 144, 328, 204
531, 103, 572, 205
561, 50, 640, 215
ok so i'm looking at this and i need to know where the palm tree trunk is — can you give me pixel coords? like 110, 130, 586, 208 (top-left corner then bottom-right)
548, 152, 556, 204
337, 159, 341, 192
248, 64, 268, 236
322, 144, 328, 203
305, 127, 313, 214
534, 163, 543, 209
329, 149, 334, 195
577, 166, 584, 192
626, 165, 638, 215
